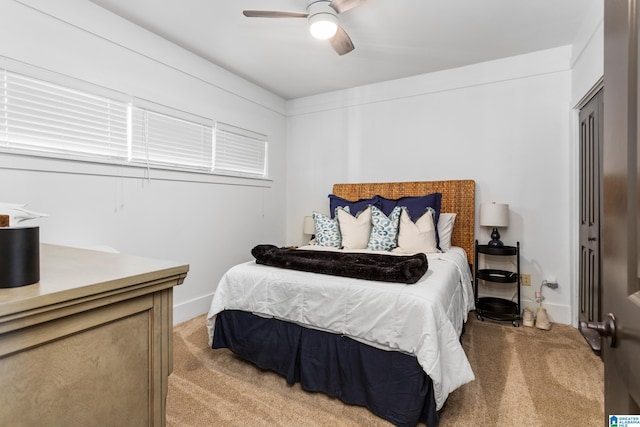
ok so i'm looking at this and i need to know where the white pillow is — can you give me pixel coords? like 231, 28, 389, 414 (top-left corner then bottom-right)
393, 207, 438, 254
337, 206, 372, 249
437, 213, 457, 252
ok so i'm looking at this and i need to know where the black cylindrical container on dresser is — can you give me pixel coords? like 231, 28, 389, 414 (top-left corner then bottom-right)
0, 226, 40, 288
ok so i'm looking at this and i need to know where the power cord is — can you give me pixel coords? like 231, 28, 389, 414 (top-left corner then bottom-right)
535, 280, 558, 305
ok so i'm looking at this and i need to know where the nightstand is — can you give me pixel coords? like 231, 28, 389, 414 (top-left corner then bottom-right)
474, 239, 521, 326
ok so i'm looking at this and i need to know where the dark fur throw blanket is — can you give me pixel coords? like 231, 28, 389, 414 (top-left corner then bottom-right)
251, 244, 428, 284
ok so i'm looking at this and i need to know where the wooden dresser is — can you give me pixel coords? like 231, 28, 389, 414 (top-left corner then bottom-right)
0, 244, 189, 426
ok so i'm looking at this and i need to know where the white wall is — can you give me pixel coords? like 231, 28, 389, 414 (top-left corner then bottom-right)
0, 0, 288, 324
571, 1, 604, 107
285, 47, 575, 323
568, 0, 604, 325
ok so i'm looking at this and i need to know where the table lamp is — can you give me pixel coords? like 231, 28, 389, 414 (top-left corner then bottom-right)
479, 202, 509, 247
303, 216, 316, 240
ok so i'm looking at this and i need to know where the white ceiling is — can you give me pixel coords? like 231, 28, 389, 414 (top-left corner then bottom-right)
88, 0, 595, 100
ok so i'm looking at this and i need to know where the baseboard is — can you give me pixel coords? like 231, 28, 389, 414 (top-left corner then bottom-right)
519, 301, 572, 326
173, 293, 214, 325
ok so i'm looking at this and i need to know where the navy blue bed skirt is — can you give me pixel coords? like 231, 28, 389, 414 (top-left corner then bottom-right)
212, 310, 439, 427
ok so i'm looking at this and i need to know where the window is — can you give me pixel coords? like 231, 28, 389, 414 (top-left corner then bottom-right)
214, 122, 267, 178
0, 66, 269, 181
131, 105, 213, 172
0, 69, 128, 161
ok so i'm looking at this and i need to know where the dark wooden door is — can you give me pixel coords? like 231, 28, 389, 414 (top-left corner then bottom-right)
578, 90, 603, 353
598, 0, 640, 420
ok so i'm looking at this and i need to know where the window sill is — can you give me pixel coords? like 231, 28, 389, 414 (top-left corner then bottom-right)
0, 152, 273, 188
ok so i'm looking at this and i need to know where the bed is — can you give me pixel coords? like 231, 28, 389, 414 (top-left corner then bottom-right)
206, 180, 476, 427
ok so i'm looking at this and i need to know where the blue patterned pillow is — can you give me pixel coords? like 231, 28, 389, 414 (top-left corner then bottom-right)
312, 207, 349, 248
367, 205, 402, 251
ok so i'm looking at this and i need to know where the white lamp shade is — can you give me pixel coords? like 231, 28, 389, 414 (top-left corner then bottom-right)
479, 203, 509, 227
303, 216, 315, 235
308, 2, 338, 39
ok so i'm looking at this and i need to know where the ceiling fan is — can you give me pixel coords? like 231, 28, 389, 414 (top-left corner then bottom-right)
242, 0, 365, 56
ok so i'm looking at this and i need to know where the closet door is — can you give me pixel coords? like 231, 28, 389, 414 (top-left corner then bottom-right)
578, 89, 603, 353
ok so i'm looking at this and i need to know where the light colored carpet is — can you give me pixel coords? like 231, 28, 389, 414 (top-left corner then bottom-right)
166, 313, 603, 426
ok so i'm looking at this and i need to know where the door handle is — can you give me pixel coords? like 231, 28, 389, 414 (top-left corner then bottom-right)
588, 237, 597, 241
582, 313, 617, 348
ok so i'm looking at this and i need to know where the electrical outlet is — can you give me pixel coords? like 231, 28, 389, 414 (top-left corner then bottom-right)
521, 274, 531, 286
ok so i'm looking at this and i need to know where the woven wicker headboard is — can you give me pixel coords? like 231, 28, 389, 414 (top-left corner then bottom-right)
332, 180, 476, 269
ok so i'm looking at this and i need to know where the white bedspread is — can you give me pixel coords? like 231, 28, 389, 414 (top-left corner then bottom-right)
206, 246, 476, 410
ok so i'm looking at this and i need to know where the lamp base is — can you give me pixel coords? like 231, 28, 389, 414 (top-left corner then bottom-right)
487, 227, 504, 247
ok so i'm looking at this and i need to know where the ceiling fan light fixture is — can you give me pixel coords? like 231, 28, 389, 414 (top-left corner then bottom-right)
309, 16, 338, 39
308, 2, 338, 40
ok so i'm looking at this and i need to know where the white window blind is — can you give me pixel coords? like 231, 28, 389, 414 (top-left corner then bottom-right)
131, 106, 213, 171
214, 122, 267, 177
0, 69, 128, 160
0, 65, 269, 181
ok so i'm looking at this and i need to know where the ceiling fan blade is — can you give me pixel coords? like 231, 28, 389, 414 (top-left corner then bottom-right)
330, 0, 365, 14
243, 10, 308, 18
329, 25, 355, 56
